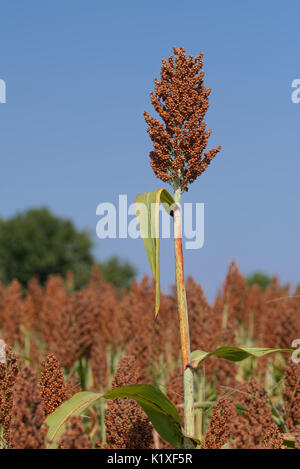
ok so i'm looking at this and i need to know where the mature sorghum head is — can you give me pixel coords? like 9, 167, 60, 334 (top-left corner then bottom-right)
204, 398, 236, 449
144, 47, 221, 191
59, 416, 91, 449
0, 346, 19, 443
105, 355, 153, 449
283, 362, 300, 432
9, 366, 47, 449
39, 353, 68, 417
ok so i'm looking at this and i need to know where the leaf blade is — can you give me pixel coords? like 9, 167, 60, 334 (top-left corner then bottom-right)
190, 346, 293, 369
45, 384, 183, 449
135, 188, 175, 317
45, 391, 102, 448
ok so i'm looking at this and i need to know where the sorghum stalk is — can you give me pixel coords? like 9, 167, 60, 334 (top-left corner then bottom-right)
173, 187, 194, 439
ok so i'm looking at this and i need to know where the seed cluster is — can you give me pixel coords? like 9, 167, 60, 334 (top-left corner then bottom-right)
205, 379, 284, 449
284, 362, 300, 433
59, 416, 91, 449
9, 366, 47, 449
144, 47, 221, 191
0, 346, 19, 444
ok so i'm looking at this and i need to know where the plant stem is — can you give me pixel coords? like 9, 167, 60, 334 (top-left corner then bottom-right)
173, 188, 195, 440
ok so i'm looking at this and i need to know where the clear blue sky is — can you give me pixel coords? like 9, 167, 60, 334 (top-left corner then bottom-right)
1, 1, 299, 300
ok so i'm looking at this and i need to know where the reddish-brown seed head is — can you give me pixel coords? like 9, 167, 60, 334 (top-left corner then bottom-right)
144, 47, 221, 191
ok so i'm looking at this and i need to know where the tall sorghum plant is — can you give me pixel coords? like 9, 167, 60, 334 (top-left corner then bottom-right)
135, 47, 292, 442
143, 47, 221, 439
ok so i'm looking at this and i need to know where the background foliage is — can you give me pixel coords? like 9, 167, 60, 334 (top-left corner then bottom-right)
0, 208, 136, 290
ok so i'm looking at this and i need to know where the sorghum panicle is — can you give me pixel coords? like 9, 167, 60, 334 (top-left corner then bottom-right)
39, 353, 69, 416
0, 346, 20, 443
9, 366, 47, 449
59, 416, 91, 449
144, 47, 221, 191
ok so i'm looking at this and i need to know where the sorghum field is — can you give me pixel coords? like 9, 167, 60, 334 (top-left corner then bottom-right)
0, 261, 299, 449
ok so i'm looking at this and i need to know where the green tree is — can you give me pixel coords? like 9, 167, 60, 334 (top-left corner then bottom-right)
0, 208, 93, 287
99, 256, 137, 290
247, 271, 272, 291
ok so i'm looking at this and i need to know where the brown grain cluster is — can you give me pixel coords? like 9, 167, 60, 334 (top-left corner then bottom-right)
205, 379, 283, 449
59, 416, 91, 449
229, 378, 283, 449
0, 346, 19, 443
40, 353, 69, 416
283, 362, 300, 432
204, 398, 236, 449
144, 47, 221, 191
105, 355, 153, 449
9, 366, 47, 449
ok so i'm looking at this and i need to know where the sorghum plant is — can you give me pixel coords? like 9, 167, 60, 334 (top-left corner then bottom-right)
134, 47, 293, 445
43, 48, 294, 450
141, 47, 221, 440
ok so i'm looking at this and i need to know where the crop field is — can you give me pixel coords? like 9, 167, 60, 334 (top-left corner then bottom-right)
0, 261, 299, 449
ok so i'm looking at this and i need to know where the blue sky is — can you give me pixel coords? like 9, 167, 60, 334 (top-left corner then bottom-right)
1, 1, 299, 300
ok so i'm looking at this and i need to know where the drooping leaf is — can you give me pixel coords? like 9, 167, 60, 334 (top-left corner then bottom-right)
45, 391, 102, 448
135, 189, 175, 317
189, 346, 293, 369
45, 384, 183, 449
